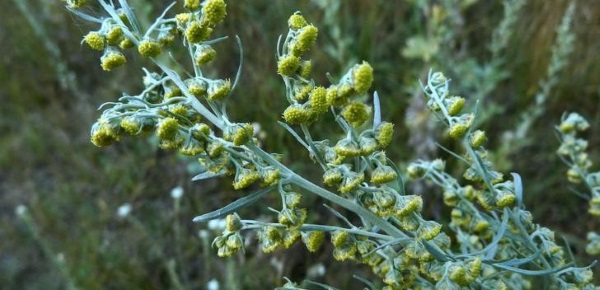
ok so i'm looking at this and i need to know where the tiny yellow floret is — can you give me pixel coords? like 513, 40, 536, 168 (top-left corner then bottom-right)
352, 62, 374, 94
84, 32, 105, 51
309, 86, 328, 114
375, 122, 394, 148
341, 102, 369, 127
184, 0, 200, 10
186, 21, 212, 43
202, 0, 227, 27
156, 117, 179, 140
277, 54, 301, 76
138, 39, 162, 58
100, 50, 126, 71
288, 13, 308, 30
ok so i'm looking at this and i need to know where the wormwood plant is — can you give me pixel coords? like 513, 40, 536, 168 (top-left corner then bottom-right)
65, 0, 598, 288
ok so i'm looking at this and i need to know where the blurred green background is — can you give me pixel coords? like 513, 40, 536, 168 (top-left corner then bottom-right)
1, 0, 599, 289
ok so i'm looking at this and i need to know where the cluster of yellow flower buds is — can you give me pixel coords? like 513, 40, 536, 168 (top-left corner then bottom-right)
212, 214, 244, 257
79, 0, 227, 71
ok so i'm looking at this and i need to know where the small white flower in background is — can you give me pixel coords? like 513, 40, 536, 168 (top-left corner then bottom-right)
15, 205, 27, 217
56, 253, 65, 263
170, 186, 184, 200
117, 203, 131, 218
252, 122, 267, 140
198, 229, 210, 239
307, 263, 326, 278
206, 278, 219, 290
207, 218, 226, 231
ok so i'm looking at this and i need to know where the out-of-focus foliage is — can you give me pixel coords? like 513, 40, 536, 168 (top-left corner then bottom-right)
1, 0, 599, 288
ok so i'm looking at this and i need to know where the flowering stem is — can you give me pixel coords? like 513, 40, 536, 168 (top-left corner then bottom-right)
246, 143, 407, 239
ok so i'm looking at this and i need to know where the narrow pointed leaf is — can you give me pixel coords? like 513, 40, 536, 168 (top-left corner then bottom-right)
193, 187, 272, 222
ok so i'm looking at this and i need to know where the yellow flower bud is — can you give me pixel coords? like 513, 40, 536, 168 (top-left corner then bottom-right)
358, 136, 378, 155
277, 54, 301, 76
207, 79, 231, 100
443, 190, 458, 207
469, 258, 482, 277
406, 164, 425, 179
375, 122, 394, 148
84, 31, 105, 51
333, 245, 357, 261
290, 25, 318, 56
338, 172, 364, 194
449, 265, 473, 286
283, 230, 300, 248
331, 231, 349, 248
278, 208, 307, 228
260, 167, 280, 187
232, 168, 260, 190
282, 104, 310, 124
106, 26, 123, 46
288, 13, 308, 30
170, 105, 188, 117
334, 139, 362, 158
496, 191, 516, 208
186, 21, 212, 43
187, 79, 208, 97
299, 60, 312, 78
341, 102, 370, 127
156, 117, 179, 140
588, 197, 600, 216
567, 168, 582, 184
164, 85, 182, 99
175, 13, 192, 27
418, 220, 442, 241
370, 165, 398, 184
446, 96, 465, 116
301, 231, 325, 252
120, 117, 141, 135
395, 195, 423, 217
119, 38, 134, 50
448, 123, 469, 139
293, 85, 312, 101
202, 0, 227, 27
184, 0, 200, 10
352, 62, 373, 94
225, 123, 253, 146
194, 45, 217, 65
323, 167, 343, 186
259, 226, 283, 253
451, 208, 469, 226
225, 234, 243, 250
91, 120, 119, 147
138, 39, 162, 58
100, 50, 126, 71
207, 141, 224, 158
283, 191, 302, 208
225, 214, 242, 232
473, 220, 490, 233
179, 139, 204, 155
469, 130, 486, 148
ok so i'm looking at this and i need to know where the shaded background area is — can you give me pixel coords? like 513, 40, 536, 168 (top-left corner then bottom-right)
1, 0, 599, 288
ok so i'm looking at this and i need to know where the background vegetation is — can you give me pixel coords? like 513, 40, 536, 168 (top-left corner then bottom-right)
1, 0, 599, 288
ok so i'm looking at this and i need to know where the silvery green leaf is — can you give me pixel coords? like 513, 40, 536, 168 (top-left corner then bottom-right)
191, 171, 224, 181
193, 187, 272, 223
372, 91, 381, 129
511, 172, 523, 208
278, 121, 309, 149
422, 240, 451, 262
